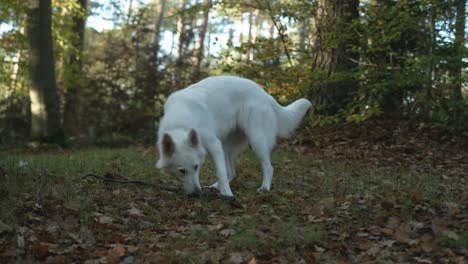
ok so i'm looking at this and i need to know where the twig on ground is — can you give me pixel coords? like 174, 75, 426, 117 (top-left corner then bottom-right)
80, 173, 180, 192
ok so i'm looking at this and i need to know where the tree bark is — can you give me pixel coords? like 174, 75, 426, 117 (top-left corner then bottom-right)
63, 0, 87, 138
268, 18, 275, 39
26, 0, 65, 144
427, 2, 436, 100
191, 0, 211, 82
310, 0, 359, 115
247, 11, 253, 62
173, 0, 186, 90
238, 13, 244, 61
145, 0, 167, 139
10, 26, 24, 92
147, 0, 167, 87
450, 0, 465, 101
299, 17, 309, 52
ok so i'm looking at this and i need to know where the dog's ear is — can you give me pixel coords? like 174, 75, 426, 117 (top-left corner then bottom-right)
162, 133, 175, 156
188, 129, 199, 147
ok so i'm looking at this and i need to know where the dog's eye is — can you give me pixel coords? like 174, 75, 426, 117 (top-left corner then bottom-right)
179, 169, 186, 175
193, 165, 198, 171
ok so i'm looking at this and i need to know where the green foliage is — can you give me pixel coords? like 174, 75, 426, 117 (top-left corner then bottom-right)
230, 216, 259, 250
0, 0, 467, 144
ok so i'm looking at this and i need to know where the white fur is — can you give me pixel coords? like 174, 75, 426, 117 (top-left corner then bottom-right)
156, 76, 312, 196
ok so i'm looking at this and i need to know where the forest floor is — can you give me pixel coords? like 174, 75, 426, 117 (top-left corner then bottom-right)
0, 119, 467, 263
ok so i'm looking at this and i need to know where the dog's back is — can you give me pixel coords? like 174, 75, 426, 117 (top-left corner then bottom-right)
160, 76, 311, 141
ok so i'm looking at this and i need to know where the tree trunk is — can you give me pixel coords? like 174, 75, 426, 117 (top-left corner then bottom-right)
247, 11, 253, 61
299, 17, 309, 53
310, 0, 359, 115
26, 0, 65, 144
238, 14, 244, 61
63, 0, 87, 138
427, 2, 436, 100
9, 27, 24, 92
147, 0, 167, 87
191, 0, 211, 82
450, 0, 465, 101
173, 0, 186, 90
146, 0, 167, 140
268, 18, 275, 39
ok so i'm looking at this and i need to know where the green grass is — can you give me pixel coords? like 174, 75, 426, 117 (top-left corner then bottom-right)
0, 146, 465, 263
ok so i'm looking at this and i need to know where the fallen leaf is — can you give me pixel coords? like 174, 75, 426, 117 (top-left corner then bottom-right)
31, 242, 49, 258
421, 241, 435, 253
410, 191, 421, 202
247, 257, 257, 264
128, 205, 143, 217
53, 176, 65, 185
381, 227, 394, 236
431, 218, 446, 234
393, 227, 419, 245
356, 232, 369, 237
208, 224, 223, 231
220, 229, 235, 237
413, 256, 432, 263
228, 252, 245, 264
314, 245, 326, 252
379, 239, 396, 248
95, 213, 113, 224
108, 244, 127, 257
441, 230, 459, 240
366, 244, 380, 256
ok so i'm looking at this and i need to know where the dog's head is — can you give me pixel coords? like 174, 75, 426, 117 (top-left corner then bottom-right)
156, 129, 206, 194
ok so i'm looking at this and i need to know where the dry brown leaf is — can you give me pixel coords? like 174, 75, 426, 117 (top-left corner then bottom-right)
248, 257, 257, 264
108, 244, 127, 257
31, 242, 49, 258
381, 227, 394, 236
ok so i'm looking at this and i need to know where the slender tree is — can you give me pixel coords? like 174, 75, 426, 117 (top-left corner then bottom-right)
147, 0, 167, 136
144, 0, 167, 89
450, 0, 466, 101
26, 0, 65, 144
191, 0, 211, 82
63, 0, 87, 137
9, 26, 24, 92
173, 0, 186, 90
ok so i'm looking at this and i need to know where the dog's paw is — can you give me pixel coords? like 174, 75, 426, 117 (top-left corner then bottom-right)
204, 182, 219, 189
257, 186, 271, 193
224, 196, 243, 209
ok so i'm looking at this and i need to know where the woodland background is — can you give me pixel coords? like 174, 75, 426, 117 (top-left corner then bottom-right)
0, 1, 467, 263
0, 0, 466, 146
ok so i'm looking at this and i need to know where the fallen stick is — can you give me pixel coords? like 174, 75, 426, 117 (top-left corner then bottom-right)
80, 173, 180, 192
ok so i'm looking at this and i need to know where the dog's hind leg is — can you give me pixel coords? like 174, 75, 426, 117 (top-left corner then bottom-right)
243, 108, 276, 192
251, 142, 274, 192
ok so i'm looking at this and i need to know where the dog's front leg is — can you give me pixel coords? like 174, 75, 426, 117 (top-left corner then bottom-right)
206, 139, 234, 197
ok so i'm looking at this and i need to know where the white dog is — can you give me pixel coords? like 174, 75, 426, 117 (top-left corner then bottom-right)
156, 76, 312, 197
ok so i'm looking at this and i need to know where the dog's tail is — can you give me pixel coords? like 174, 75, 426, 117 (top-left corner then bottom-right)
273, 98, 312, 138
